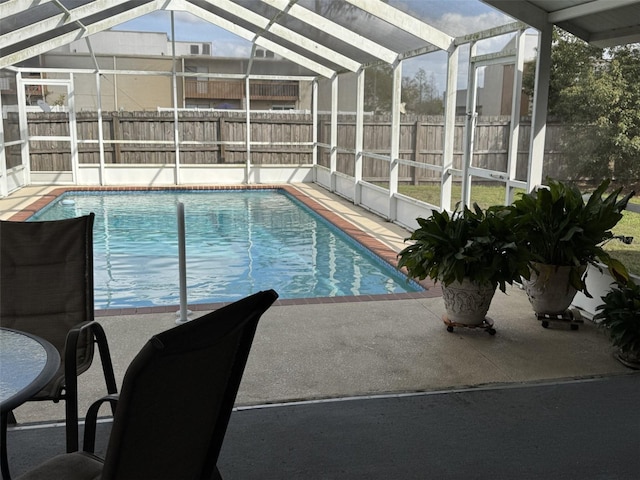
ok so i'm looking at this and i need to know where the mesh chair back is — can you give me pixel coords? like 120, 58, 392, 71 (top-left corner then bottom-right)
101, 289, 278, 480
0, 214, 95, 398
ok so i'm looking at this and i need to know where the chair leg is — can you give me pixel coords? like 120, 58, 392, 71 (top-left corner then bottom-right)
65, 383, 79, 453
1, 412, 12, 480
63, 333, 80, 453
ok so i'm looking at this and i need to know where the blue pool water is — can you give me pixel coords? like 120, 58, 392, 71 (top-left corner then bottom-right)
30, 189, 421, 309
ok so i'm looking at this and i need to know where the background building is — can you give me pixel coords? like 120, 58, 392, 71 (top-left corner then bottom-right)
26, 30, 328, 112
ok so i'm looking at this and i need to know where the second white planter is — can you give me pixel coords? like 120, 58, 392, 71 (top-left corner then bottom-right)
522, 263, 587, 315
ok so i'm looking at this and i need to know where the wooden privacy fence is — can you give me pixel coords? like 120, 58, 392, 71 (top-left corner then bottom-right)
7, 111, 569, 181
317, 114, 568, 182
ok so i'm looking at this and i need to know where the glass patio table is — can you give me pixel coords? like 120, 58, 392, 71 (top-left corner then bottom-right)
0, 327, 60, 480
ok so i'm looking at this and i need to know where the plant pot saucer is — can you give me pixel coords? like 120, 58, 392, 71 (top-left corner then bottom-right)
442, 315, 496, 335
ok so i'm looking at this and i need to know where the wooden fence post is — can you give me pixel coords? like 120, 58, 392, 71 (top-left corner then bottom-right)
219, 116, 225, 163
111, 113, 121, 164
412, 119, 419, 185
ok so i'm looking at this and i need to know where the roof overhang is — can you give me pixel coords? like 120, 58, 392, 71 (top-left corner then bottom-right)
483, 0, 640, 47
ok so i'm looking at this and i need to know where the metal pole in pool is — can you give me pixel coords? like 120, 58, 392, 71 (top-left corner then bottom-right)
176, 202, 190, 324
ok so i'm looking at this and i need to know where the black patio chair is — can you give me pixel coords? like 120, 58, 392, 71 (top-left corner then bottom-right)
16, 289, 279, 480
0, 214, 117, 453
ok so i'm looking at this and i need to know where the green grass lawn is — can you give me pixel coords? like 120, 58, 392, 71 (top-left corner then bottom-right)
606, 199, 640, 277
394, 183, 526, 210
391, 183, 640, 277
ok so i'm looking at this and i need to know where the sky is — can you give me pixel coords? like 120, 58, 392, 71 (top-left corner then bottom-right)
111, 0, 534, 93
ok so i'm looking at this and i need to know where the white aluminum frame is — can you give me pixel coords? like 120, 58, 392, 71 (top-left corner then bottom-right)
1, 0, 549, 222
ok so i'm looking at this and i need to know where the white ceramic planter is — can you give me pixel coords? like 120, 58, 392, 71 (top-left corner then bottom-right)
441, 278, 496, 325
522, 263, 586, 315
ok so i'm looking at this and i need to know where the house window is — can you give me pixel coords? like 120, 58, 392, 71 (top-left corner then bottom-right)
190, 44, 199, 55
202, 43, 211, 55
272, 105, 295, 111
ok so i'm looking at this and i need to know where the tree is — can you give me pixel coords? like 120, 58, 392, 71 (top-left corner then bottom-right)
364, 64, 394, 113
524, 28, 640, 186
404, 68, 443, 115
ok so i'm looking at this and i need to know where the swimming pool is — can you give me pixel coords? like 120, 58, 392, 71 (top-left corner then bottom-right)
29, 189, 421, 309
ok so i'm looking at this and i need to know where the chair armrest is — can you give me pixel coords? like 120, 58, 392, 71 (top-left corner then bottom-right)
64, 321, 99, 381
83, 394, 119, 454
65, 321, 118, 395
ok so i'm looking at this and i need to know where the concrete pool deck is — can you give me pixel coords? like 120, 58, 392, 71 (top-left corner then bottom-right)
1, 183, 635, 426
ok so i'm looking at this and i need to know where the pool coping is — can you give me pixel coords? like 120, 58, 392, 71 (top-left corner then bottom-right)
10, 184, 441, 316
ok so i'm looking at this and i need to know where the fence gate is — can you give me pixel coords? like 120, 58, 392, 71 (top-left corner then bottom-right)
19, 74, 78, 184
461, 30, 529, 206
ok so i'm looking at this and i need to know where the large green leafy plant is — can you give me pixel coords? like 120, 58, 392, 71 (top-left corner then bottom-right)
397, 204, 530, 293
595, 278, 640, 361
509, 178, 634, 292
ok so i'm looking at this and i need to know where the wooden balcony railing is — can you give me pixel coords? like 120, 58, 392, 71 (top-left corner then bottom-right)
185, 79, 298, 101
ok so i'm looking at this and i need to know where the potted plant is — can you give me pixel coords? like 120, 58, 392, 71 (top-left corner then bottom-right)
397, 203, 531, 326
509, 178, 634, 316
595, 278, 640, 369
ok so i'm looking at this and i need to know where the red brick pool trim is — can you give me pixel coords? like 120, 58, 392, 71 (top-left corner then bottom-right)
11, 185, 441, 316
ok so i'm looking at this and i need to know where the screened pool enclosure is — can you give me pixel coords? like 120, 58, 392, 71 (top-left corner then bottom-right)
2, 0, 640, 229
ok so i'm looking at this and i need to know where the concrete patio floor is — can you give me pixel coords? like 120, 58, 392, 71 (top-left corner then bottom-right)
2, 183, 633, 427
12, 282, 633, 426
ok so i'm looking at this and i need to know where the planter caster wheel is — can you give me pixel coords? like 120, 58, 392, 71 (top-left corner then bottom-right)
442, 316, 495, 335
537, 310, 584, 330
